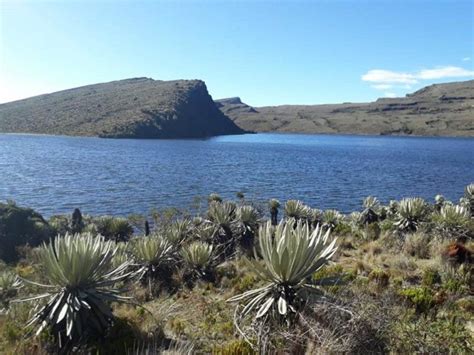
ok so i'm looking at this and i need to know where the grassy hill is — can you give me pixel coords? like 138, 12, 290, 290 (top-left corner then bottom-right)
216, 80, 474, 136
0, 78, 245, 138
1, 79, 472, 138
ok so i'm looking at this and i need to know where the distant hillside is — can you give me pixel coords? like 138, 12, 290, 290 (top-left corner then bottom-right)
216, 80, 474, 136
0, 78, 245, 138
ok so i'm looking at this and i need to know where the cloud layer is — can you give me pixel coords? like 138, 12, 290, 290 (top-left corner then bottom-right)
362, 66, 474, 90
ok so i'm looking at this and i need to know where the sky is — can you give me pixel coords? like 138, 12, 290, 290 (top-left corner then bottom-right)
0, 0, 473, 106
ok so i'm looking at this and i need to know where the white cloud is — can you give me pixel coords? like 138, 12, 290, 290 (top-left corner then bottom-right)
384, 92, 397, 98
462, 57, 471, 61
417, 66, 474, 79
362, 69, 418, 84
363, 65, 474, 91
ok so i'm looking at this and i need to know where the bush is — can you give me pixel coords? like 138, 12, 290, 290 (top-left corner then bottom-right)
130, 235, 176, 295
181, 241, 214, 283
18, 233, 133, 351
228, 220, 338, 325
432, 204, 471, 238
395, 198, 428, 232
48, 215, 70, 236
0, 271, 20, 311
93, 216, 134, 242
0, 202, 54, 262
284, 200, 310, 220
421, 268, 441, 287
389, 315, 473, 353
399, 287, 434, 313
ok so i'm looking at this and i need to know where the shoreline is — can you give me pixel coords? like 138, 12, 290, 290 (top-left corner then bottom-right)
1, 130, 474, 140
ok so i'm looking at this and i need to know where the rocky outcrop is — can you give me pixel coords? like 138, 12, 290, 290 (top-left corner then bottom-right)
0, 78, 246, 139
216, 80, 474, 137
215, 97, 258, 115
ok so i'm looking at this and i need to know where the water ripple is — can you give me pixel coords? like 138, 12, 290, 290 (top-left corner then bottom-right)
0, 133, 473, 217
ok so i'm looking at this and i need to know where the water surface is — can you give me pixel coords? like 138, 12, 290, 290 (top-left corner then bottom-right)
0, 133, 472, 217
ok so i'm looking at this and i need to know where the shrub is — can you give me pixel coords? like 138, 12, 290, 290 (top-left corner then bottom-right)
207, 202, 238, 257
322, 209, 343, 230
433, 204, 471, 238
70, 208, 84, 234
0, 202, 54, 262
181, 241, 214, 281
163, 218, 192, 245
284, 200, 310, 221
129, 235, 175, 294
360, 222, 381, 241
461, 183, 474, 216
399, 287, 434, 313
232, 274, 258, 294
442, 242, 472, 265
389, 315, 473, 353
379, 219, 395, 232
228, 220, 338, 324
268, 199, 280, 226
422, 268, 441, 286
208, 202, 236, 231
439, 263, 471, 294
360, 196, 380, 225
387, 200, 399, 219
0, 271, 21, 312
308, 208, 323, 228
48, 215, 70, 236
434, 194, 446, 211
18, 233, 133, 350
93, 216, 134, 242
235, 205, 260, 253
395, 198, 428, 232
208, 193, 223, 204
236, 206, 260, 232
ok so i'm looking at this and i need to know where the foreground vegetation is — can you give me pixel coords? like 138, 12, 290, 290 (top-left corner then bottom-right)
0, 185, 473, 354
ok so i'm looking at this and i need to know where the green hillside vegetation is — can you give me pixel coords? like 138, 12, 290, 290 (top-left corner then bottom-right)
216, 80, 474, 136
0, 185, 473, 353
0, 78, 245, 139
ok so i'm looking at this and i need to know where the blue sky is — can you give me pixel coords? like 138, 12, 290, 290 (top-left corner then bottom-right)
0, 0, 473, 106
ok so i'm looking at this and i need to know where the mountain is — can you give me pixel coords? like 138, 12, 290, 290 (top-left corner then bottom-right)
0, 78, 245, 138
216, 80, 474, 136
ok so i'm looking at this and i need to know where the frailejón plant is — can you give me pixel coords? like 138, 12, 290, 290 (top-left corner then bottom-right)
228, 219, 338, 322
19, 233, 133, 348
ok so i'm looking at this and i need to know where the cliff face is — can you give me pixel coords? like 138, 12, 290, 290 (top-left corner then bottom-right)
216, 80, 474, 137
0, 78, 245, 138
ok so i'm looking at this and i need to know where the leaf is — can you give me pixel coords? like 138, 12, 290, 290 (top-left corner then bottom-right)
277, 296, 287, 315
56, 303, 69, 323
256, 296, 274, 318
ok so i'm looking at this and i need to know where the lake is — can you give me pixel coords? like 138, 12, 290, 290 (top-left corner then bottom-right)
0, 133, 473, 217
